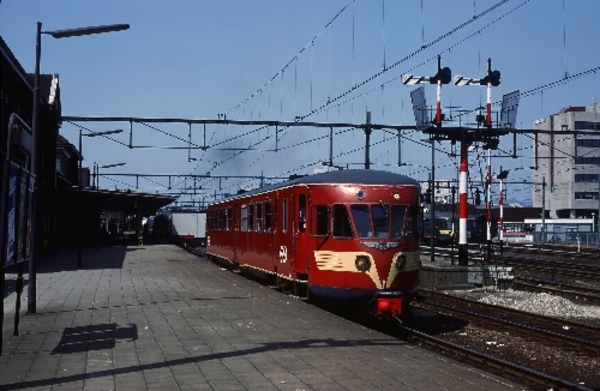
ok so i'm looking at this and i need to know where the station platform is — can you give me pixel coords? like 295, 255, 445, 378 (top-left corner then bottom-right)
2, 242, 526, 390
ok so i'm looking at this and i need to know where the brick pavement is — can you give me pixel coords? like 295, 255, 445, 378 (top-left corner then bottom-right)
2, 242, 529, 390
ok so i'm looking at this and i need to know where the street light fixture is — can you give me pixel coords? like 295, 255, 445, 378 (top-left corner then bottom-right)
30, 21, 129, 313
95, 162, 127, 189
78, 129, 123, 268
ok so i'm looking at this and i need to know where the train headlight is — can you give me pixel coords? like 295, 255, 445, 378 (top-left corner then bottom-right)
395, 255, 407, 270
355, 255, 371, 272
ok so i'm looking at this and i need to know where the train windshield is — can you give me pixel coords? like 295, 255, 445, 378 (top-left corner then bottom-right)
350, 204, 408, 239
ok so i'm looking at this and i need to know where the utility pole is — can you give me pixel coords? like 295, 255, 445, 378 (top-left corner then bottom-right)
364, 111, 371, 169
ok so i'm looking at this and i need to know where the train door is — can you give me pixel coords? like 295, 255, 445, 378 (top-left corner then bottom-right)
265, 198, 276, 260
293, 190, 309, 274
233, 203, 240, 263
277, 193, 294, 275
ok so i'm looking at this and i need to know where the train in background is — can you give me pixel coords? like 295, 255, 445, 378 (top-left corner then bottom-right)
170, 210, 207, 247
205, 169, 422, 318
421, 212, 497, 245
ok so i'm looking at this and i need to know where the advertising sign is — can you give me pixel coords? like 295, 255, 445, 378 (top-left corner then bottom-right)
5, 165, 19, 265
3, 164, 33, 266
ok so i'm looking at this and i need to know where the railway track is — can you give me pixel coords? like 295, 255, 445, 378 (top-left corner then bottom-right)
415, 289, 600, 356
394, 322, 594, 391
515, 276, 600, 304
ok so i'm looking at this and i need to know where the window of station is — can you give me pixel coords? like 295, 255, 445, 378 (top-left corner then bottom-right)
575, 121, 600, 131
256, 202, 263, 232
575, 191, 599, 200
332, 204, 353, 238
575, 157, 600, 165
576, 138, 600, 147
575, 174, 600, 182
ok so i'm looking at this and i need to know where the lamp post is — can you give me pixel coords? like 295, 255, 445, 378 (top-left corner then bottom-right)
78, 129, 123, 268
96, 162, 126, 189
30, 21, 129, 313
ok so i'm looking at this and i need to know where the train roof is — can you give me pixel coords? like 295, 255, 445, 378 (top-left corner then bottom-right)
211, 169, 419, 205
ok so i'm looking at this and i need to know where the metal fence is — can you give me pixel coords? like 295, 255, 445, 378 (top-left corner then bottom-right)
533, 232, 600, 247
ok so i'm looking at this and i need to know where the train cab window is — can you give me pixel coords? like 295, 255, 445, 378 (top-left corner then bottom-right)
311, 205, 329, 237
256, 202, 263, 232
248, 204, 255, 231
298, 194, 307, 233
241, 205, 248, 232
405, 206, 417, 237
264, 201, 272, 232
332, 204, 353, 238
282, 198, 288, 234
351, 205, 371, 237
390, 205, 406, 238
372, 204, 388, 238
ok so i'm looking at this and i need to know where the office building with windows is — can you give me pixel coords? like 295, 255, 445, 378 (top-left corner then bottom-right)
533, 104, 600, 218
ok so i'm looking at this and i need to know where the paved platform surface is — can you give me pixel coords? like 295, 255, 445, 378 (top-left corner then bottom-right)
2, 242, 529, 390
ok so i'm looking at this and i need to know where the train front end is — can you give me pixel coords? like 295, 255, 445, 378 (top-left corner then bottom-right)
307, 176, 421, 317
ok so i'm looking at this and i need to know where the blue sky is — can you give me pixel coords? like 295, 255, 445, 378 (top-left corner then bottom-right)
2, 0, 600, 206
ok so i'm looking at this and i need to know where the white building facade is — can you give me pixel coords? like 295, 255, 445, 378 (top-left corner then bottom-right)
533, 105, 600, 219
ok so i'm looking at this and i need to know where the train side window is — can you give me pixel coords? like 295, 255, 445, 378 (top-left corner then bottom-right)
282, 198, 288, 234
351, 204, 371, 237
311, 205, 329, 237
217, 209, 223, 230
264, 201, 272, 232
256, 202, 263, 232
234, 204, 240, 231
298, 194, 307, 233
241, 205, 248, 232
391, 205, 406, 238
248, 204, 255, 231
226, 207, 232, 231
332, 204, 353, 238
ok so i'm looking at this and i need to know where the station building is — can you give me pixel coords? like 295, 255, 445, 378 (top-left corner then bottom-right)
1, 36, 175, 258
533, 105, 600, 219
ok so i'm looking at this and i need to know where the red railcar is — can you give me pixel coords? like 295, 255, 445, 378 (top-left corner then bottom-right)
206, 169, 421, 316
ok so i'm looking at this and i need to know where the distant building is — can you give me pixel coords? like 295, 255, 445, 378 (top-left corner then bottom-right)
533, 104, 600, 218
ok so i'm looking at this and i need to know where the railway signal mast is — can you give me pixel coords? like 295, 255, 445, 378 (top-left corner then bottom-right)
403, 55, 452, 262
455, 58, 501, 262
405, 57, 511, 266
